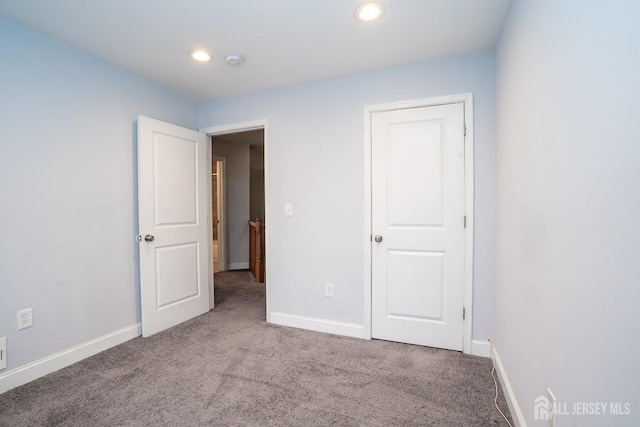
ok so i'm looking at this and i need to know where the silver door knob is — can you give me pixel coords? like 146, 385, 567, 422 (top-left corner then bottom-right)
144, 234, 155, 242
374, 235, 383, 243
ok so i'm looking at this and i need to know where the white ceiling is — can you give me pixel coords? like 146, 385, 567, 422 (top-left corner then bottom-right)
0, 0, 511, 101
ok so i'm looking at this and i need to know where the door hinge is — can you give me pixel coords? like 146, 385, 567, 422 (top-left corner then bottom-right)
464, 216, 467, 228
464, 124, 467, 136
463, 307, 466, 320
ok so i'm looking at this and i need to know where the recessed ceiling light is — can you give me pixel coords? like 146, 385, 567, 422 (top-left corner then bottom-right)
188, 49, 211, 62
355, 3, 385, 22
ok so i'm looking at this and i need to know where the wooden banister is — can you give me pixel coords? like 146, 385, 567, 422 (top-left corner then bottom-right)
248, 219, 265, 283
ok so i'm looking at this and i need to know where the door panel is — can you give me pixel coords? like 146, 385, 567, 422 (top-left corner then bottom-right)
387, 120, 444, 226
387, 250, 444, 320
154, 133, 198, 225
155, 243, 200, 308
371, 103, 465, 351
138, 116, 210, 337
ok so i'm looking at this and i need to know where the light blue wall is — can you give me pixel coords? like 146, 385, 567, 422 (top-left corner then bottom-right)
0, 17, 197, 371
199, 52, 497, 339
495, 1, 640, 424
0, 15, 499, 377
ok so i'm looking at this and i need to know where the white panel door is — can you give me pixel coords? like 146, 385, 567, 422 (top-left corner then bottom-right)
138, 116, 210, 337
371, 103, 465, 351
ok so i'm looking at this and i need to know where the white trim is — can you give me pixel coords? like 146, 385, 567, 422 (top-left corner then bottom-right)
214, 157, 227, 273
270, 312, 365, 339
201, 119, 271, 322
363, 106, 373, 340
471, 339, 491, 358
206, 155, 227, 309
364, 93, 473, 114
206, 139, 215, 309
0, 323, 141, 394
364, 93, 475, 354
462, 93, 474, 356
200, 120, 266, 136
492, 343, 527, 427
228, 262, 250, 270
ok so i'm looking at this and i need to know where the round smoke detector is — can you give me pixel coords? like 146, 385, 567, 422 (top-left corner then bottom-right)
226, 53, 244, 66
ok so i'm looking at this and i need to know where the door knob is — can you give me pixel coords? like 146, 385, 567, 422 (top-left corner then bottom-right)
374, 235, 383, 243
144, 234, 155, 242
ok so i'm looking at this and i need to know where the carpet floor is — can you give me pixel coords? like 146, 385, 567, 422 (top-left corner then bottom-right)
0, 271, 513, 426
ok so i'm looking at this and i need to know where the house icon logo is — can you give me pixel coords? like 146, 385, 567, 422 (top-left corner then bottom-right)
534, 395, 552, 420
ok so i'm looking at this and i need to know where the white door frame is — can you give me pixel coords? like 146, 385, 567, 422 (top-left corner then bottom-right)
200, 120, 270, 320
363, 93, 474, 354
212, 156, 227, 274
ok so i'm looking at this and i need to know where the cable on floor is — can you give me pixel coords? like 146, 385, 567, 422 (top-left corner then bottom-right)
491, 356, 514, 427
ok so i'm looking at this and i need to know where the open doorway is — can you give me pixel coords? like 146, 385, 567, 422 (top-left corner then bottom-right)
211, 129, 265, 277
203, 120, 270, 320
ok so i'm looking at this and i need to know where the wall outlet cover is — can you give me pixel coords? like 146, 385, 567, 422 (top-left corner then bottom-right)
17, 308, 34, 330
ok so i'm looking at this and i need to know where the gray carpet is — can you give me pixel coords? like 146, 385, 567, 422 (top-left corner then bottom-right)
0, 271, 513, 426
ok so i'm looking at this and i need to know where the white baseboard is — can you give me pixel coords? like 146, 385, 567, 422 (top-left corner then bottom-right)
270, 312, 365, 339
228, 262, 250, 270
0, 323, 141, 394
471, 339, 491, 358
492, 343, 527, 427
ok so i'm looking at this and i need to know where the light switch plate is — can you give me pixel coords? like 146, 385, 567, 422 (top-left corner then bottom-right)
325, 283, 334, 297
284, 202, 293, 216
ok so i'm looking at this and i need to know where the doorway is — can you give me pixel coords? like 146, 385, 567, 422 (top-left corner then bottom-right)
203, 120, 270, 320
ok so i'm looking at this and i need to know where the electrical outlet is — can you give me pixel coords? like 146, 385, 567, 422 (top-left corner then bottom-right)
547, 388, 557, 427
0, 337, 6, 370
17, 308, 33, 330
325, 283, 334, 298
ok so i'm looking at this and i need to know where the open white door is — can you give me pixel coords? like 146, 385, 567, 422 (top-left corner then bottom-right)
137, 116, 210, 337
